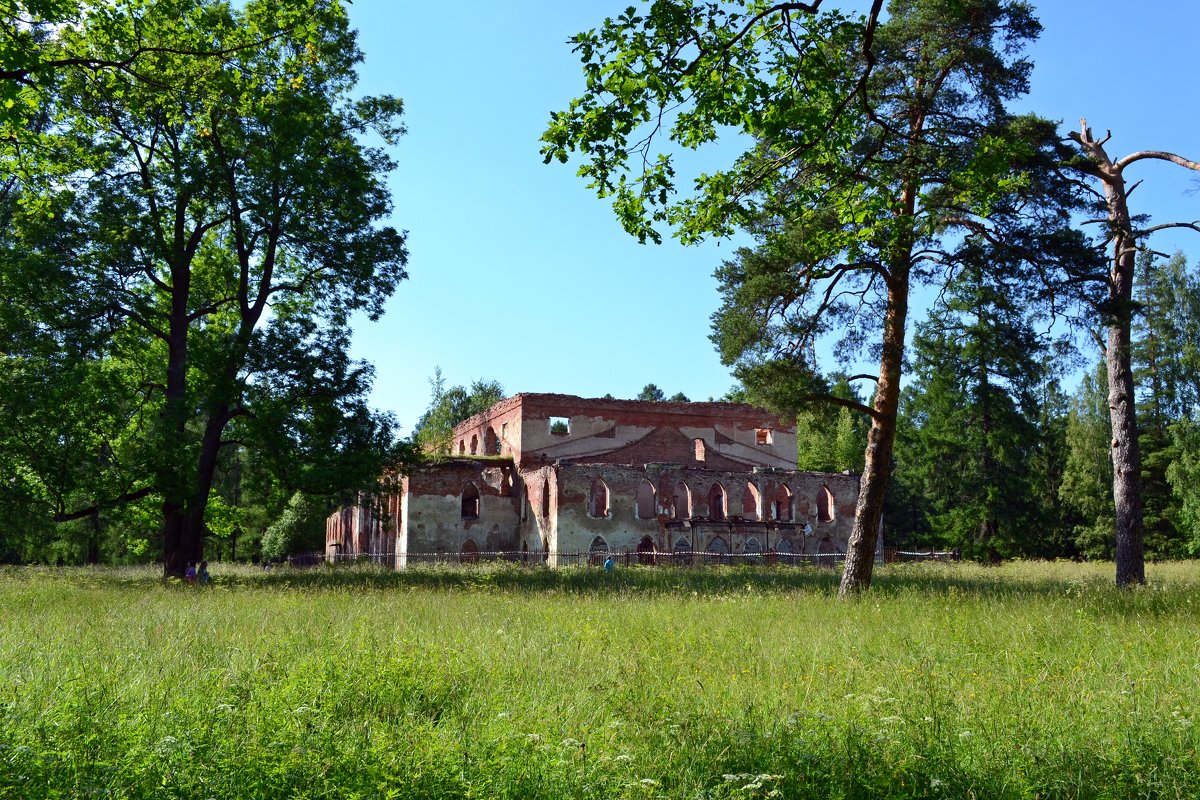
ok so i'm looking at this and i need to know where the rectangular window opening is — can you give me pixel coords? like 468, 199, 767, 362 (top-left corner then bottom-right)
755, 428, 772, 445
549, 416, 570, 436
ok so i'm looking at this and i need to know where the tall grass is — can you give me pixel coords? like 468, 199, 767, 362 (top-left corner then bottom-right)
1, 561, 1197, 798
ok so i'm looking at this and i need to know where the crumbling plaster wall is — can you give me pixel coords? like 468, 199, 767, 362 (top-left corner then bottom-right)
397, 460, 522, 566
551, 463, 860, 556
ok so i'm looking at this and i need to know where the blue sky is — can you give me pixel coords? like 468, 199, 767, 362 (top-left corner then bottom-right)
342, 0, 1200, 434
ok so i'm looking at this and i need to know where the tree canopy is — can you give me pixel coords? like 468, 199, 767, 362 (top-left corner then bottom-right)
2, 0, 408, 572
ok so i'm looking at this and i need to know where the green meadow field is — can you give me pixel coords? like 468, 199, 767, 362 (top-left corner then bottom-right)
1, 561, 1197, 799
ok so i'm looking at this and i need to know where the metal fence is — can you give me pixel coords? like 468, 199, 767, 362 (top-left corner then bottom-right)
312, 549, 850, 569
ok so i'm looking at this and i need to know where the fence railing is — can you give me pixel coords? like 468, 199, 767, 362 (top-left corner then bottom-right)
316, 549, 852, 568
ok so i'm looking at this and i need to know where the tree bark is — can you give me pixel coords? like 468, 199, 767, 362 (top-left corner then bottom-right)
1071, 122, 1146, 586
839, 269, 908, 597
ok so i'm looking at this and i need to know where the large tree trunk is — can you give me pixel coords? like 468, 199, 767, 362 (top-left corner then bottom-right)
839, 270, 908, 597
1071, 123, 1147, 587
1107, 248, 1145, 586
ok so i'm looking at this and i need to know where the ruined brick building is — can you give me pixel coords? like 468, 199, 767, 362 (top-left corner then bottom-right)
325, 394, 862, 567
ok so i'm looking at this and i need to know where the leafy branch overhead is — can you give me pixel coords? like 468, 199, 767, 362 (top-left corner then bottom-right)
541, 0, 884, 245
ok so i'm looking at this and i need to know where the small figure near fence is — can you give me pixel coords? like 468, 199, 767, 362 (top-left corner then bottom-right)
603, 556, 615, 572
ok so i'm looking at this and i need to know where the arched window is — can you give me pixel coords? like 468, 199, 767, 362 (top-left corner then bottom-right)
673, 536, 691, 552
776, 538, 793, 554
461, 483, 480, 519
461, 539, 479, 563
775, 485, 793, 522
484, 426, 499, 455
637, 535, 655, 565
635, 479, 656, 519
741, 482, 759, 519
458, 440, 465, 455
818, 485, 835, 522
673, 481, 691, 519
745, 537, 762, 554
588, 478, 610, 518
469, 434, 478, 455
708, 482, 727, 521
708, 535, 729, 565
589, 536, 609, 565
541, 478, 551, 519
500, 470, 512, 497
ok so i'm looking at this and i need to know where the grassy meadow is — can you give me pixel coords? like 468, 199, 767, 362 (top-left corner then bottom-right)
0, 561, 1198, 799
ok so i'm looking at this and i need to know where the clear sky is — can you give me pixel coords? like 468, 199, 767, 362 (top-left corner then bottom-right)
341, 0, 1200, 435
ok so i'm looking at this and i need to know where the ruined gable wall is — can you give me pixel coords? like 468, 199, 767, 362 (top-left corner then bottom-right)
515, 395, 796, 463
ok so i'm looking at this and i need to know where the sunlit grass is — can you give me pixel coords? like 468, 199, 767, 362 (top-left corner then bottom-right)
1, 561, 1197, 798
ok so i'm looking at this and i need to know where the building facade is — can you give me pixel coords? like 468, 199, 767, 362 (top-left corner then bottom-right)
326, 394, 862, 566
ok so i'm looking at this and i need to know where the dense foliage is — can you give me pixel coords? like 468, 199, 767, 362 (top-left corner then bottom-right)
1, 0, 408, 570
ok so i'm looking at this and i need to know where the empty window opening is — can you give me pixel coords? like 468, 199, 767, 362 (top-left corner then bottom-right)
637, 536, 655, 565
708, 482, 727, 521
549, 416, 570, 436
745, 537, 762, 554
776, 538, 793, 554
589, 536, 609, 564
588, 478, 610, 518
485, 426, 499, 455
635, 479, 657, 519
541, 478, 551, 519
818, 485, 835, 522
755, 428, 772, 445
673, 536, 691, 552
458, 440, 465, 455
673, 481, 691, 520
708, 536, 728, 554
694, 438, 706, 461
461, 483, 480, 519
500, 422, 508, 453
500, 470, 512, 497
469, 434, 478, 455
741, 482, 760, 520
460, 538, 479, 563
775, 485, 794, 522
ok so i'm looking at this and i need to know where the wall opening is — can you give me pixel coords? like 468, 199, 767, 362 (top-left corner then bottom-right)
588, 478, 610, 518
755, 428, 773, 445
708, 535, 729, 565
500, 422, 508, 454
500, 470, 512, 497
469, 434, 478, 455
745, 537, 762, 555
589, 536, 608, 564
708, 482, 727, 521
741, 482, 759, 520
461, 483, 480, 519
635, 479, 656, 519
818, 485, 835, 522
776, 537, 793, 554
673, 536, 691, 552
775, 485, 793, 522
458, 440, 465, 455
541, 478, 551, 519
460, 538, 479, 563
637, 535, 655, 565
694, 438, 706, 461
484, 426, 499, 455
673, 481, 691, 519
549, 416, 570, 436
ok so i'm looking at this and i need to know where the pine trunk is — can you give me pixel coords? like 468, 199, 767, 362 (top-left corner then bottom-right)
839, 271, 908, 597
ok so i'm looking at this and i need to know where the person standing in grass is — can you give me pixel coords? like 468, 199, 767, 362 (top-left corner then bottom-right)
198, 561, 211, 585
184, 562, 197, 584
